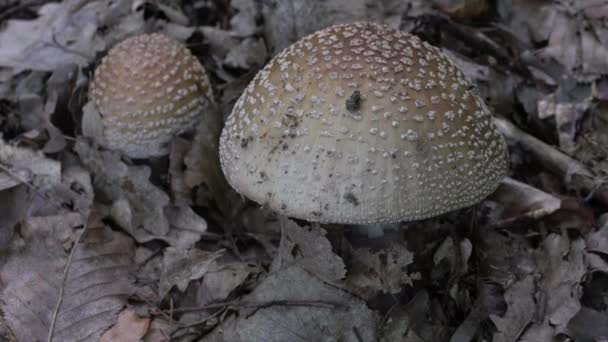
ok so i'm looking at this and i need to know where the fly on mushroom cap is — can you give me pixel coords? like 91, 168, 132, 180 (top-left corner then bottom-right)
89, 33, 212, 158
219, 22, 508, 224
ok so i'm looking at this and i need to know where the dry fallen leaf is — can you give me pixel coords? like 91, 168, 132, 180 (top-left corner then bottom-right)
1, 215, 135, 342
380, 291, 452, 342
347, 243, 420, 298
159, 247, 225, 299
490, 276, 536, 342
198, 257, 256, 304
75, 139, 171, 241
0, 135, 61, 191
273, 217, 346, 282
100, 309, 150, 342
202, 265, 378, 342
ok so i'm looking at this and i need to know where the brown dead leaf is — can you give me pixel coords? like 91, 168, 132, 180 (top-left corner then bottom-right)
347, 243, 420, 298
75, 139, 171, 241
202, 265, 378, 342
159, 247, 225, 299
198, 256, 256, 304
0, 135, 61, 191
100, 309, 150, 342
1, 215, 136, 342
490, 276, 535, 342
273, 217, 346, 282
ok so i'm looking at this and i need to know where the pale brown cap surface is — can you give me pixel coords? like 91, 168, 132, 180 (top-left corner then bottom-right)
90, 33, 212, 158
220, 22, 508, 224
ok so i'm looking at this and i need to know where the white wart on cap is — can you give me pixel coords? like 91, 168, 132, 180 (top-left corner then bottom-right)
90, 33, 212, 158
219, 22, 508, 224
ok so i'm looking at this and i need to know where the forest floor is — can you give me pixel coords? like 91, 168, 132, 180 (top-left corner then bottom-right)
0, 0, 608, 341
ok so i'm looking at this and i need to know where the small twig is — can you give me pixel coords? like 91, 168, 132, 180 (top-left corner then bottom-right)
0, 162, 35, 191
494, 117, 608, 207
161, 299, 343, 315
47, 219, 88, 342
168, 297, 174, 339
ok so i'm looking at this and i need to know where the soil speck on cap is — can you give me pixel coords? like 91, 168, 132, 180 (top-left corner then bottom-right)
344, 192, 359, 206
345, 90, 362, 112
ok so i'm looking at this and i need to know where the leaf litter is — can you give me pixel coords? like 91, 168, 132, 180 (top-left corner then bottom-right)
0, 0, 608, 341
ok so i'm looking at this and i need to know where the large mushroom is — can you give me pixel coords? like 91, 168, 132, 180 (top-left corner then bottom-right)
87, 33, 212, 158
219, 22, 508, 224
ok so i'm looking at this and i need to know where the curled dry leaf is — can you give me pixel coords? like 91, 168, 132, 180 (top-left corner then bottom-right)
0, 135, 60, 191
519, 235, 586, 340
198, 256, 256, 304
75, 138, 171, 240
0, 0, 132, 72
347, 243, 420, 298
500, 1, 608, 80
273, 217, 346, 282
159, 247, 225, 299
202, 265, 378, 342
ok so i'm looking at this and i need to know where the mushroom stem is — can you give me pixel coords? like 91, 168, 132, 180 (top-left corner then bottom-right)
493, 117, 608, 206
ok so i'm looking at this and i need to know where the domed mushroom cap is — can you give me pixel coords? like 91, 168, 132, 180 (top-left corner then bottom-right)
90, 33, 212, 158
219, 22, 508, 224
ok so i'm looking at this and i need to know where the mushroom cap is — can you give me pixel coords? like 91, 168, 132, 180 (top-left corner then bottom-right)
219, 22, 508, 224
90, 33, 212, 158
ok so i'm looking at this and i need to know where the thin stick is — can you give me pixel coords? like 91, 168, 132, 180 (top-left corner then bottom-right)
47, 219, 88, 342
494, 117, 608, 206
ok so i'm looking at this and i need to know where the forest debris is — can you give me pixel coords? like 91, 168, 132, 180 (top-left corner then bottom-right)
164, 205, 208, 249
273, 217, 346, 282
488, 177, 562, 224
490, 276, 535, 342
159, 247, 225, 299
198, 258, 256, 304
434, 0, 490, 19
75, 139, 171, 241
230, 0, 260, 37
381, 291, 452, 341
184, 109, 236, 215
0, 215, 135, 342
519, 235, 586, 340
0, 135, 60, 191
169, 138, 192, 206
202, 215, 376, 341
261, 0, 424, 52
565, 307, 608, 342
499, 0, 608, 81
201, 265, 378, 342
100, 309, 150, 342
0, 185, 26, 249
223, 37, 267, 71
347, 243, 420, 298
0, 0, 133, 72
494, 117, 608, 206
537, 92, 591, 154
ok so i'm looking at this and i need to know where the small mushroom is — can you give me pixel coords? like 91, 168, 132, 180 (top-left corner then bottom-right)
219, 22, 508, 224
88, 33, 212, 158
